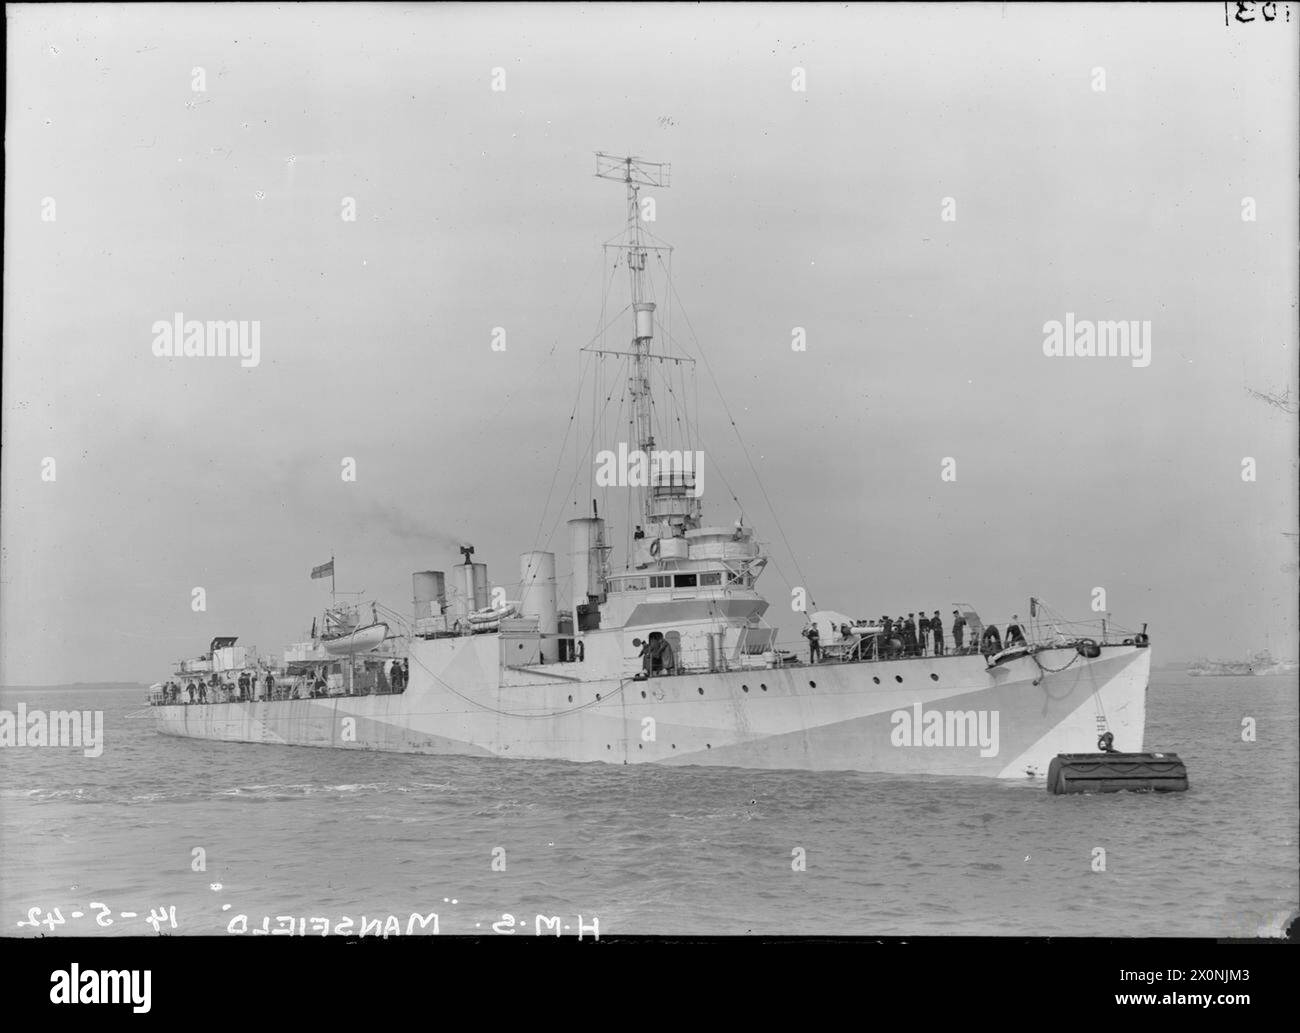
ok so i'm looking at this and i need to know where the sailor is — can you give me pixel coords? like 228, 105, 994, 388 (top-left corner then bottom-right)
633, 526, 645, 540
931, 611, 945, 655
952, 610, 966, 652
264, 672, 275, 699
186, 683, 194, 704
917, 612, 930, 655
981, 625, 1002, 655
658, 638, 676, 675
903, 615, 917, 656
802, 622, 821, 664
1006, 616, 1026, 646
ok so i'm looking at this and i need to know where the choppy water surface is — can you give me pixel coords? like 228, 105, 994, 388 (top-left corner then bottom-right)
1, 673, 1295, 937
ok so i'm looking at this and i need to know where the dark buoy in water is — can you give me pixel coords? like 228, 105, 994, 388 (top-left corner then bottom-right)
1047, 733, 1189, 794
1048, 752, 1189, 794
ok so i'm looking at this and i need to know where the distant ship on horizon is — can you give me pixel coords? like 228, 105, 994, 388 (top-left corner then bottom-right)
1186, 649, 1298, 677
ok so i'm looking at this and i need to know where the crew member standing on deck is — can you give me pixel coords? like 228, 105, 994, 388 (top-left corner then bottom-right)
803, 622, 821, 664
952, 610, 966, 653
931, 610, 945, 655
917, 612, 930, 655
903, 614, 917, 657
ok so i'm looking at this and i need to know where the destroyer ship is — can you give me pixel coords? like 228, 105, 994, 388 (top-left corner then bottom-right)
150, 154, 1152, 778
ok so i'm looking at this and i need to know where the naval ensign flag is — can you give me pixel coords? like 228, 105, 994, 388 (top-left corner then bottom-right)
311, 559, 334, 580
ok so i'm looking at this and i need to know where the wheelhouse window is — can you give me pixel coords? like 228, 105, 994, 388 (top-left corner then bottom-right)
699, 572, 722, 586
674, 573, 698, 588
649, 575, 672, 589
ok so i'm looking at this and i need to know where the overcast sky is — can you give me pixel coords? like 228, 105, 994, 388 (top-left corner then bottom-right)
3, 2, 1297, 684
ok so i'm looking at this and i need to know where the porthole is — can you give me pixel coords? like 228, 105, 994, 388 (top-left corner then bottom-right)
567, 695, 573, 702
872, 676, 880, 684
595, 693, 601, 701
894, 675, 903, 683
697, 687, 704, 695
638, 743, 643, 750
742, 684, 749, 693
930, 673, 939, 681
606, 744, 610, 750
706, 743, 712, 749
809, 680, 817, 689
641, 690, 647, 699
760, 683, 768, 692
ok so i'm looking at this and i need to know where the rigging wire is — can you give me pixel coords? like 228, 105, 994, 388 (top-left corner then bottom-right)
654, 252, 818, 608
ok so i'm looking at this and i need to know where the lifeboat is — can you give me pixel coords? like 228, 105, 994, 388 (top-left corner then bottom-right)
320, 621, 388, 655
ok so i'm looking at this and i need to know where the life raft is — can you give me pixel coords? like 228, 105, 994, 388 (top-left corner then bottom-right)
468, 600, 521, 624
463, 600, 522, 633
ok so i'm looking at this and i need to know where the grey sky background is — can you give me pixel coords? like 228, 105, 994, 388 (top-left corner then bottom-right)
3, 2, 1297, 684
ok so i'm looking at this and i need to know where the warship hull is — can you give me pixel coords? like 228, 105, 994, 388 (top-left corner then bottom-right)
152, 641, 1149, 778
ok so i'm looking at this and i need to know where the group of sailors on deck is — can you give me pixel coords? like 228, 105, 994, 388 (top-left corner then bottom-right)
159, 671, 278, 704
802, 611, 1028, 663
156, 659, 411, 704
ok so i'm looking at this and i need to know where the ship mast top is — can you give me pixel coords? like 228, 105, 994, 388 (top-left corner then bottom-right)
594, 153, 700, 540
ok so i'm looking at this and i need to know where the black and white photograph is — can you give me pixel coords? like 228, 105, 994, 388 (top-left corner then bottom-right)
2, 0, 1296, 1010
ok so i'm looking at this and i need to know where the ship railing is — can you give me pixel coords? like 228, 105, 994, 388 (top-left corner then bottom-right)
1023, 615, 1139, 647
769, 614, 1141, 667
